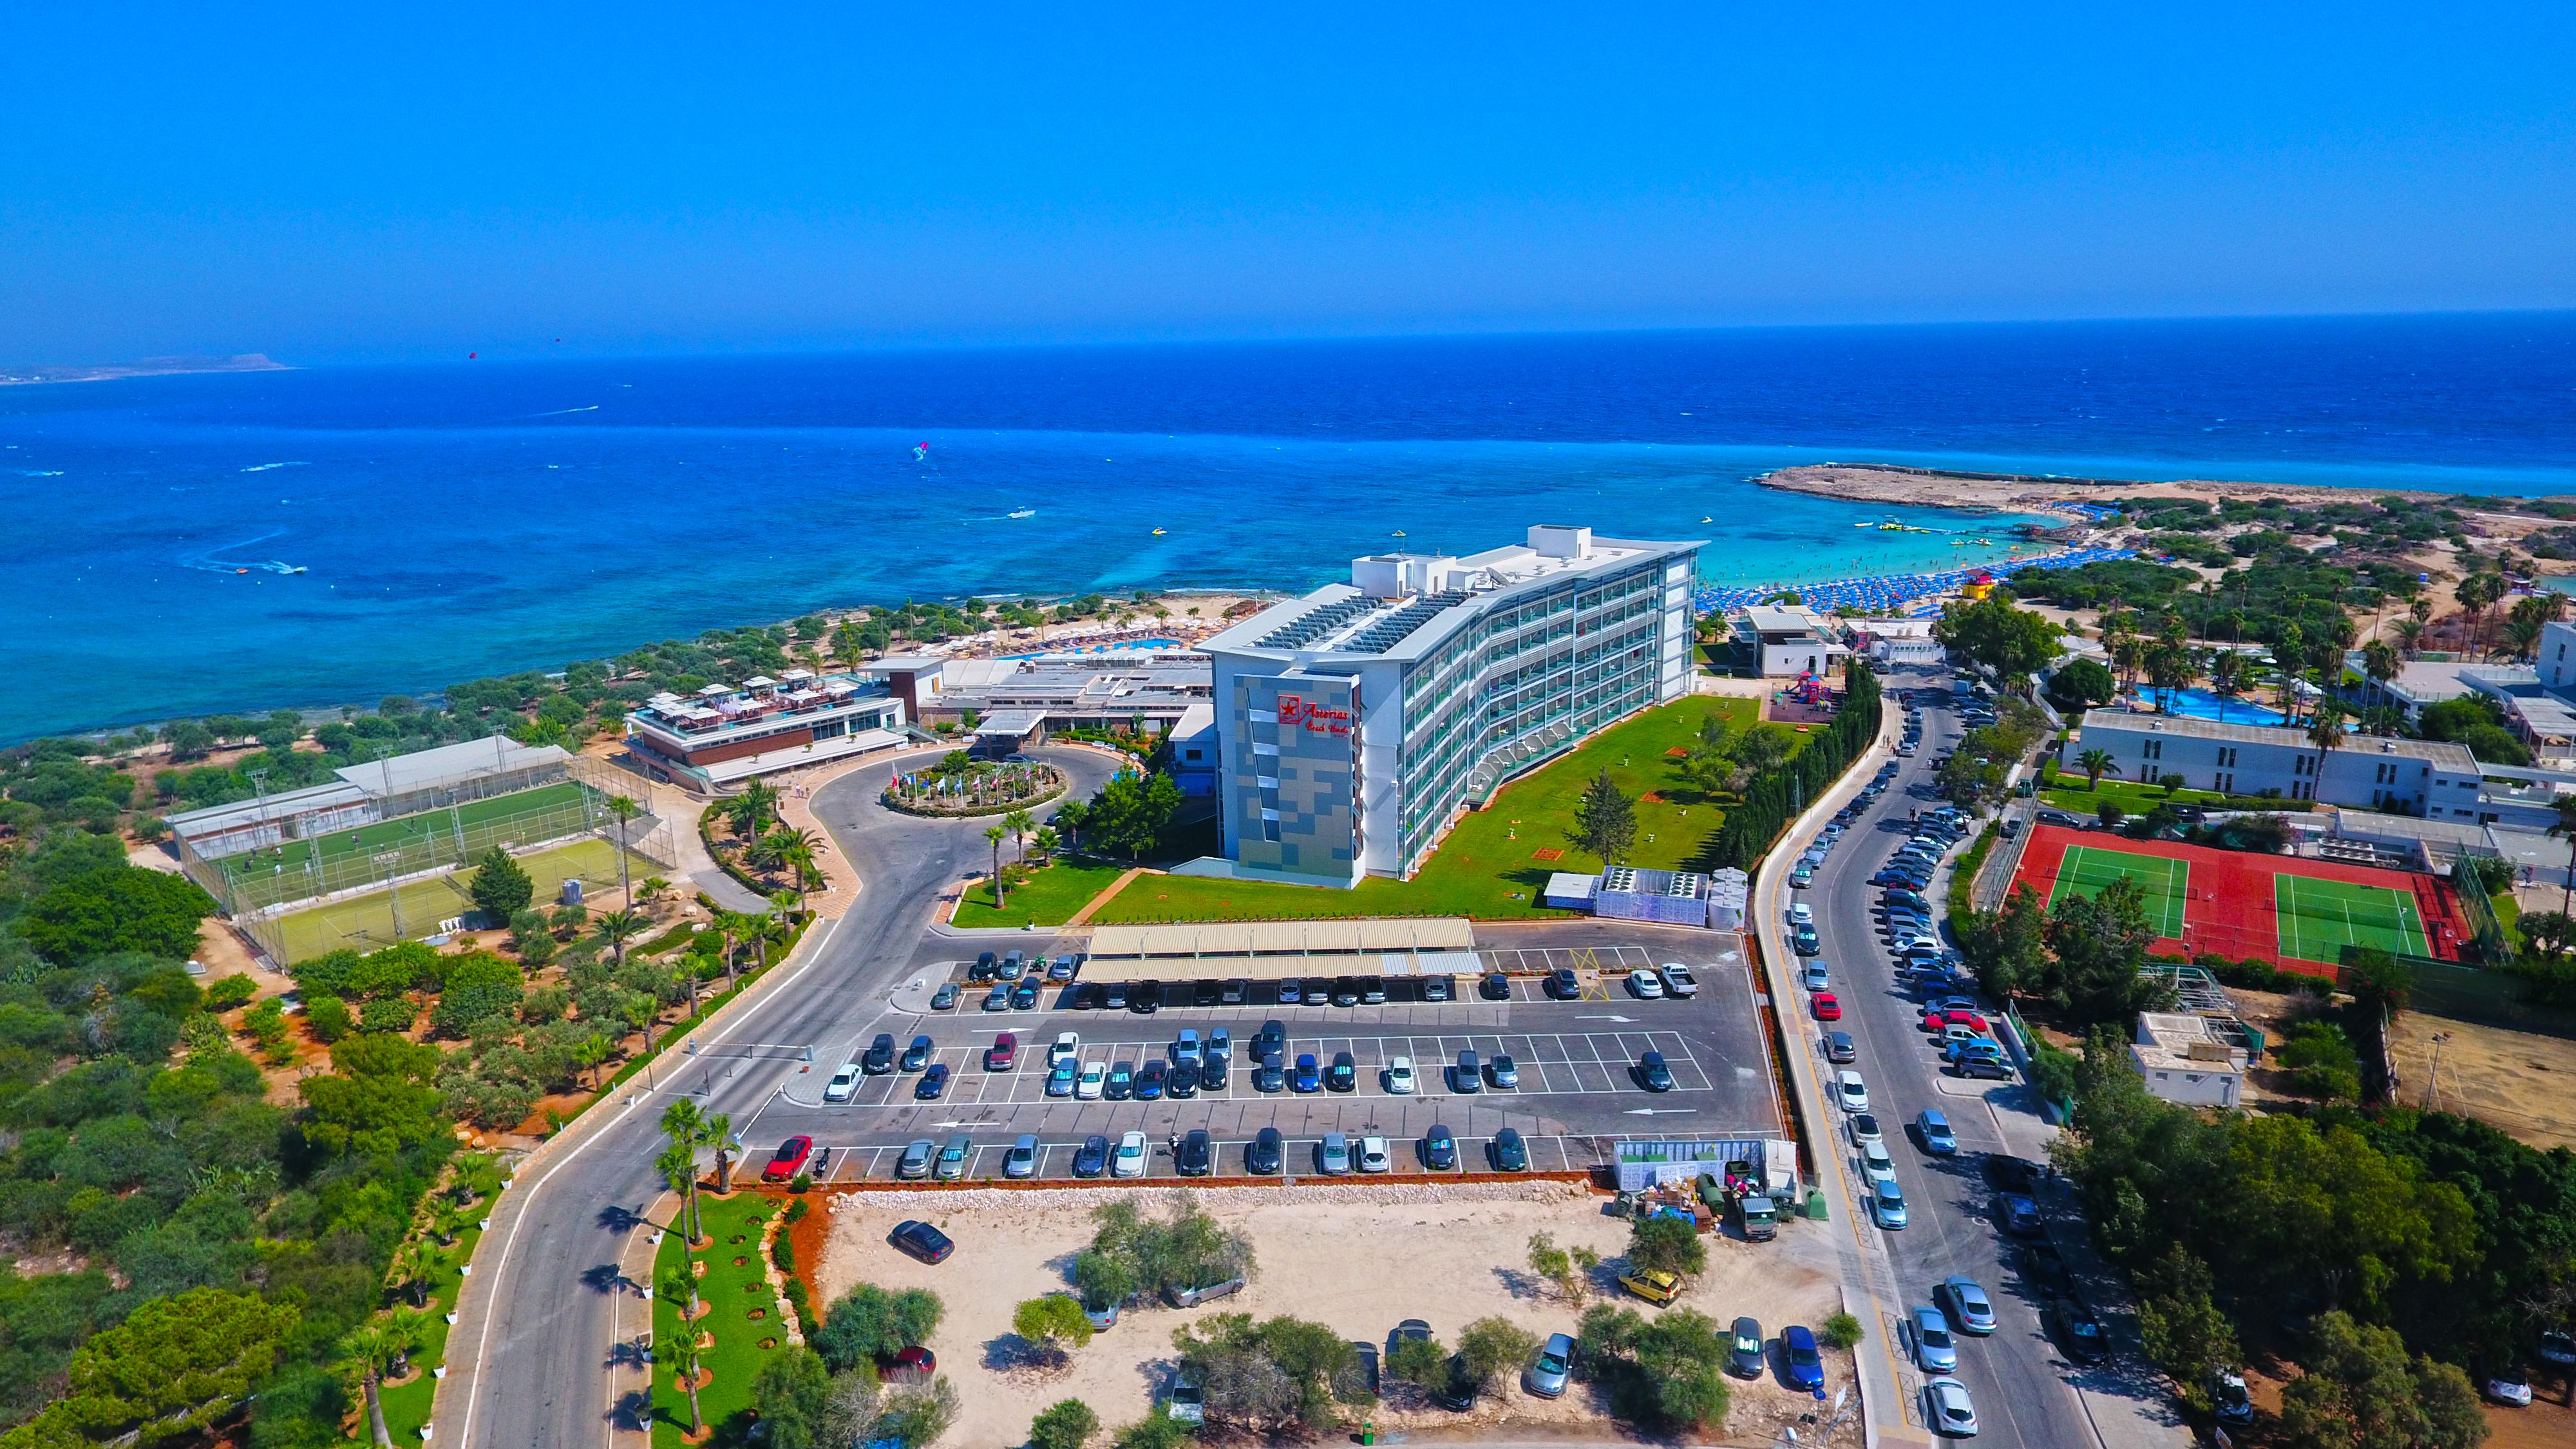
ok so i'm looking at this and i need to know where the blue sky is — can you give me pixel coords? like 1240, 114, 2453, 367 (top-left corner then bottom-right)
4, 4, 2571, 363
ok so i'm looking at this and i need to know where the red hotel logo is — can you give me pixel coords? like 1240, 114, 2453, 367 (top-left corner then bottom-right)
1276, 694, 1354, 735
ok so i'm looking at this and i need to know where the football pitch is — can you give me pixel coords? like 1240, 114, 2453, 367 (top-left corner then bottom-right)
2275, 873, 2432, 962
269, 838, 624, 963
209, 781, 598, 913
2043, 844, 2190, 937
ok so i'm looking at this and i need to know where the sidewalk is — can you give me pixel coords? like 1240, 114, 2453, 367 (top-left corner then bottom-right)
670, 796, 773, 914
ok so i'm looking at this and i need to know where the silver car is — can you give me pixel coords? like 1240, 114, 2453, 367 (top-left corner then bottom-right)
1319, 1132, 1351, 1175
1528, 1332, 1574, 1398
1940, 1275, 1998, 1335
1908, 1305, 1958, 1372
1924, 1376, 1978, 1437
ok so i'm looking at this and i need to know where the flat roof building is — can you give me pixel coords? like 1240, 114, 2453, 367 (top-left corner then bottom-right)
2131, 1012, 2249, 1108
625, 669, 905, 788
1737, 604, 1852, 677
1198, 524, 1702, 886
862, 652, 1211, 739
2067, 708, 2483, 816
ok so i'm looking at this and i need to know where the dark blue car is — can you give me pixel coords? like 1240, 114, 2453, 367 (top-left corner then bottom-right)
1292, 1052, 1322, 1093
1782, 1323, 1825, 1391
914, 1063, 951, 1100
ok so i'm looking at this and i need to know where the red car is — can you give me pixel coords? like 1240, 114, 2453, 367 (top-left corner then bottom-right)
1813, 992, 1842, 1021
761, 1135, 814, 1182
1923, 1009, 1990, 1034
985, 1032, 1017, 1071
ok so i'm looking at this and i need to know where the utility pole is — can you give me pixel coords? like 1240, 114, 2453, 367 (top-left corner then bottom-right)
374, 851, 405, 941
2424, 1030, 2451, 1112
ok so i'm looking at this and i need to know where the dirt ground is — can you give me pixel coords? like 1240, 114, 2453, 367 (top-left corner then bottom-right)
819, 1182, 1859, 1448
2385, 1011, 2576, 1153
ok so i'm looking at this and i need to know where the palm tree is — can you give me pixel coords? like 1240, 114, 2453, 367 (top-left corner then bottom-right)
2359, 705, 2407, 739
985, 823, 1010, 909
2209, 649, 2249, 722
2548, 793, 2576, 916
592, 908, 647, 969
724, 781, 781, 838
665, 1332, 706, 1438
340, 1322, 410, 1447
1003, 808, 1037, 859
2504, 614, 2545, 662
2110, 637, 2146, 697
2072, 748, 2122, 790
606, 794, 641, 902
576, 1029, 611, 1089
659, 1101, 706, 1241
2304, 699, 2345, 804
1054, 800, 1088, 853
2391, 618, 2427, 659
386, 1238, 446, 1309
2358, 640, 2400, 705
2458, 572, 2507, 658
1028, 826, 1061, 862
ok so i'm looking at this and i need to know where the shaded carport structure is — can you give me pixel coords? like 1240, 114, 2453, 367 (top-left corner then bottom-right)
1071, 918, 1477, 983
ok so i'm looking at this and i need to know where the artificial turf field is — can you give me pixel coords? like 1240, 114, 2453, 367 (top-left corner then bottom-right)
211, 780, 597, 911
267, 837, 623, 962
2011, 824, 2460, 971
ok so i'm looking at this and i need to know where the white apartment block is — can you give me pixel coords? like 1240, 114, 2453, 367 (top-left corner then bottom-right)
2068, 709, 2484, 817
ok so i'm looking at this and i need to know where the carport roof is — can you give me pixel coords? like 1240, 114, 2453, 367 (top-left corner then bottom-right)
1086, 918, 1472, 958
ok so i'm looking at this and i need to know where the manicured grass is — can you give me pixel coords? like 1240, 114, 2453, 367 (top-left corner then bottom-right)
270, 837, 624, 962
375, 1217, 487, 1443
950, 860, 1132, 928
653, 1197, 783, 1447
2040, 774, 2308, 819
1090, 696, 1761, 923
2493, 890, 2523, 950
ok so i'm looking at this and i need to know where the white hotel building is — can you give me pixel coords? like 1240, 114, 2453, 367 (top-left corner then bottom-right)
2067, 709, 2485, 817
1198, 526, 1703, 887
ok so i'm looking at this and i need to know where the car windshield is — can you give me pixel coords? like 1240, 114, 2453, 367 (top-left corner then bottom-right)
1539, 1348, 1567, 1372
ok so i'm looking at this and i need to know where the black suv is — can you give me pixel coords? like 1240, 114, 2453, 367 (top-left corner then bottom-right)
1177, 1130, 1214, 1177
1246, 1127, 1283, 1175
861, 1033, 896, 1074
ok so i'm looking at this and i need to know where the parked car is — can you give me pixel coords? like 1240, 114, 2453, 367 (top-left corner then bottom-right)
985, 1032, 1018, 1071
982, 983, 1011, 1012
1801, 962, 1830, 991
762, 1136, 813, 1182
932, 1133, 971, 1181
1849, 1113, 1883, 1150
1319, 1132, 1352, 1175
824, 1062, 861, 1101
1254, 1054, 1285, 1092
914, 1063, 950, 1099
1814, 992, 1843, 1021
929, 982, 960, 1010
2486, 1365, 2533, 1406
1727, 1316, 1765, 1378
1626, 968, 1665, 999
1528, 1332, 1575, 1397
1423, 1124, 1459, 1170
1104, 1061, 1135, 1100
1922, 1376, 1978, 1437
1546, 967, 1580, 998
1824, 1030, 1857, 1064
1177, 1130, 1214, 1177
1293, 1053, 1322, 1093
1836, 1070, 1870, 1113
1870, 1176, 1909, 1229
1275, 976, 1303, 1006
895, 1138, 934, 1180
1112, 1131, 1149, 1179
1490, 1127, 1530, 1171
1077, 1060, 1107, 1099
1247, 1127, 1284, 1175
889, 1220, 954, 1264
1659, 963, 1699, 998
1422, 976, 1453, 1002
1385, 1057, 1418, 1094
1327, 1051, 1358, 1093
1782, 1324, 1825, 1390
968, 951, 998, 981
1003, 1133, 1039, 1179
1907, 1305, 1958, 1372
1136, 1060, 1167, 1100
2050, 1292, 2109, 1363
1488, 1052, 1519, 1088
862, 1033, 897, 1074
1481, 972, 1513, 999
1792, 924, 1821, 956
1998, 1192, 2043, 1236
1072, 1134, 1110, 1178
2211, 1368, 2254, 1425
1129, 980, 1161, 1013
1163, 1370, 1206, 1425
1940, 1276, 1998, 1335
1358, 1135, 1392, 1173
1620, 1268, 1683, 1305
1636, 1051, 1674, 1092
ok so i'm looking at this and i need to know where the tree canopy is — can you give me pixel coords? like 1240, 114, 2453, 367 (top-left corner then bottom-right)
15, 867, 214, 966
1932, 595, 2064, 685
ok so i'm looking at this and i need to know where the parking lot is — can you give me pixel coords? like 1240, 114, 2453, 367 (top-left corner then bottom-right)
732, 932, 1783, 1184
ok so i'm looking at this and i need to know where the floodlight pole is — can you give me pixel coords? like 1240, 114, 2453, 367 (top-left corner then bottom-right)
375, 851, 405, 940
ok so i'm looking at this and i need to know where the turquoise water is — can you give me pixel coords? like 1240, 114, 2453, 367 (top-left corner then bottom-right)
2152, 688, 2288, 727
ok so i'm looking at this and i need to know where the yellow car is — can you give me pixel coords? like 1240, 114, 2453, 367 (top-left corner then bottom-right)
1618, 1269, 1683, 1305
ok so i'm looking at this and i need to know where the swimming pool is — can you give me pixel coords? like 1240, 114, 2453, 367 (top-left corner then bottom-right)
999, 638, 1184, 661
2150, 688, 2287, 726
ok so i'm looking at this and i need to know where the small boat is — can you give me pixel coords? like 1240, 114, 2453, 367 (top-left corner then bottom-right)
1392, 529, 1406, 537
1699, 516, 1712, 524
1007, 508, 1035, 520
1151, 527, 1167, 536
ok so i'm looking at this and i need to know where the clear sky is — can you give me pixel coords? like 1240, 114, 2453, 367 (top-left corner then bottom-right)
4, 4, 2572, 364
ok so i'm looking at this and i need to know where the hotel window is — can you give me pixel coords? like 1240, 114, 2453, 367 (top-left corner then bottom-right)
2141, 739, 2163, 761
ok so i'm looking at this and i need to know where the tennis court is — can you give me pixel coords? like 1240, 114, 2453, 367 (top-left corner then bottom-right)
2275, 873, 2432, 961
2043, 844, 2190, 937
2008, 824, 2472, 973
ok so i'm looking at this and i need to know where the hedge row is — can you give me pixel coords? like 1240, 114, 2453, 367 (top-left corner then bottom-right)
1714, 663, 1885, 869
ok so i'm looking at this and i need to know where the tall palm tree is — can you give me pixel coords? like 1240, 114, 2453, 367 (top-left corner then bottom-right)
2548, 793, 2576, 916
2458, 572, 2508, 658
1003, 808, 1037, 859
2209, 649, 2249, 723
576, 1030, 610, 1089
340, 1322, 410, 1447
2110, 637, 2146, 697
605, 794, 641, 902
591, 908, 647, 969
2359, 705, 2407, 739
659, 1101, 706, 1242
2072, 748, 2122, 790
2304, 699, 2345, 805
985, 823, 1010, 909
386, 1238, 446, 1309
2358, 640, 2400, 705
665, 1332, 706, 1438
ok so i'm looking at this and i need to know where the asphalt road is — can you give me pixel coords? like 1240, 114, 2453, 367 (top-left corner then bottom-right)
453, 745, 1124, 1449
1788, 673, 2103, 1446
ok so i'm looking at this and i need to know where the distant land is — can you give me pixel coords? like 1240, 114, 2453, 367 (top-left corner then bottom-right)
0, 352, 289, 386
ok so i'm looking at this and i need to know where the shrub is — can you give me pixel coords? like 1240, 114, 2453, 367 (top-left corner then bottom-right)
1387, 1329, 1450, 1386
2277, 1021, 2364, 1103
202, 974, 258, 1012
813, 1284, 944, 1375
359, 996, 418, 1034
468, 846, 535, 922
1627, 1215, 1707, 1278
1029, 1398, 1101, 1449
875, 1376, 959, 1448
789, 1171, 812, 1195
1819, 1311, 1863, 1350
1575, 1303, 1730, 1430
1457, 1316, 1540, 1390
303, 994, 352, 1044
1012, 1294, 1095, 1360
773, 1233, 797, 1275
784, 1197, 810, 1224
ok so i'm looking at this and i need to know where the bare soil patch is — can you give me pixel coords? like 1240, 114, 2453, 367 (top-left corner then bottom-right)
2386, 1011, 2576, 1152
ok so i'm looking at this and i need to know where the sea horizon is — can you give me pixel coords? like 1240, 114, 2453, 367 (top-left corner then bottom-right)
5, 312, 2575, 743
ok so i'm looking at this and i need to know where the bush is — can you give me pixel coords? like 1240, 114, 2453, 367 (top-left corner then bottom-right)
1820, 1311, 1863, 1350
1083, 1194, 1253, 1303
1012, 1294, 1095, 1360
1627, 1215, 1707, 1278
784, 1276, 810, 1314
468, 845, 535, 922
1575, 1303, 1730, 1430
359, 995, 418, 1034
773, 1232, 797, 1275
1029, 1399, 1101, 1449
814, 1283, 944, 1375
1387, 1329, 1450, 1386
1457, 1316, 1540, 1390
1171, 1311, 1365, 1435
303, 994, 352, 1044
202, 974, 258, 1012
2277, 1021, 2364, 1103
784, 1197, 810, 1224
876, 1376, 960, 1448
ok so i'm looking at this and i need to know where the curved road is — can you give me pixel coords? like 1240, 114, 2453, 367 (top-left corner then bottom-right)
450, 746, 1123, 1449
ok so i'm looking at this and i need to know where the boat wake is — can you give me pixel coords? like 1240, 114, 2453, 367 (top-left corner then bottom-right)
179, 528, 308, 576
530, 404, 600, 417
239, 461, 307, 473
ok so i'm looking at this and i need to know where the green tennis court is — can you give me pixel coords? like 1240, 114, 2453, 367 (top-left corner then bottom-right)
2275, 874, 2431, 962
2044, 844, 2190, 937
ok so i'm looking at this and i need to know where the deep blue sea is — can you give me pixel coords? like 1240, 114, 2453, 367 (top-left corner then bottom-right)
5, 312, 2574, 742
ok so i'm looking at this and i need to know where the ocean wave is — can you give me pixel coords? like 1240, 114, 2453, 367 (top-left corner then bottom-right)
239, 461, 308, 473
13, 469, 64, 477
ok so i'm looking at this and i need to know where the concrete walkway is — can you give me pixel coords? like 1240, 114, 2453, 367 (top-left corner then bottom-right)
668, 797, 773, 914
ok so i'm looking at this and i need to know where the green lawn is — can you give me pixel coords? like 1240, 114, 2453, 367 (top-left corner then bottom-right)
375, 1218, 488, 1443
951, 860, 1132, 928
654, 1196, 783, 1447
1091, 696, 1761, 923
270, 837, 625, 962
2041, 774, 2306, 819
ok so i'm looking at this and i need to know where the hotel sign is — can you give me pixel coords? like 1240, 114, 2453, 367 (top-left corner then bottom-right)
1276, 694, 1354, 736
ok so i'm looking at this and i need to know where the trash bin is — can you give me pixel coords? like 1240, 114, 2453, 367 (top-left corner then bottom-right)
1359, 1425, 1376, 1446
560, 878, 584, 906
